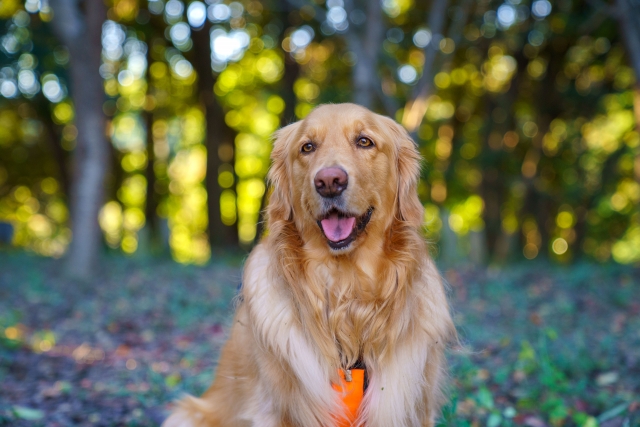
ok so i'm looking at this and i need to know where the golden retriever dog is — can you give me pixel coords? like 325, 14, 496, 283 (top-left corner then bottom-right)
163, 103, 455, 427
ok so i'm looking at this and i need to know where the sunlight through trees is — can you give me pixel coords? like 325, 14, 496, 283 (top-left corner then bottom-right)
1, 0, 640, 271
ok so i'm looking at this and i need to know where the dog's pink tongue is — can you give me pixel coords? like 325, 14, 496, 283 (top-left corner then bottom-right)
320, 214, 355, 242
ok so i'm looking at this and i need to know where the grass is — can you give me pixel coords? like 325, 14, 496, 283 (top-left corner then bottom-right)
439, 263, 640, 427
0, 251, 638, 426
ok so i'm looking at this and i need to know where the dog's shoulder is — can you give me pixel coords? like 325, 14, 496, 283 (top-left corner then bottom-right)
241, 243, 271, 288
241, 243, 297, 336
241, 243, 284, 300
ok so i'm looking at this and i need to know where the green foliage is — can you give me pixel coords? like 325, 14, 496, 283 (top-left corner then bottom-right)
439, 262, 640, 427
0, 0, 640, 265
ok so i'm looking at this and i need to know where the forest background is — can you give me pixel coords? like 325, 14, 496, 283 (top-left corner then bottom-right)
1, 0, 639, 275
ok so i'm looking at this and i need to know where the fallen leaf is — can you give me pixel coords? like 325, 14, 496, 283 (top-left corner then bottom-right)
600, 417, 625, 427
597, 404, 628, 423
12, 406, 44, 420
524, 416, 548, 427
596, 371, 619, 387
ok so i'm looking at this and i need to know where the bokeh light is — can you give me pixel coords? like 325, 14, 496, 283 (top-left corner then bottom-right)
187, 1, 206, 28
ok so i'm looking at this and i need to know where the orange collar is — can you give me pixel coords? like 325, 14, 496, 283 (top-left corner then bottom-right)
332, 368, 366, 427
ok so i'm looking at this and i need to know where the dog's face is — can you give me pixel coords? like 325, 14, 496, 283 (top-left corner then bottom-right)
268, 103, 423, 254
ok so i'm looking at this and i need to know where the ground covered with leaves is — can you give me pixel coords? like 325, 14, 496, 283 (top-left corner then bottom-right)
0, 251, 638, 426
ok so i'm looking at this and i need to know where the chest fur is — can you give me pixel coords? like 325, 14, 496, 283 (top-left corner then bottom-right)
308, 262, 413, 368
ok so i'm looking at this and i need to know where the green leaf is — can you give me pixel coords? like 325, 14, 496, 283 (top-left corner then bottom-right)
487, 413, 503, 427
597, 403, 627, 423
476, 387, 494, 409
165, 373, 181, 388
12, 406, 44, 420
503, 407, 516, 418
545, 328, 558, 341
584, 417, 598, 427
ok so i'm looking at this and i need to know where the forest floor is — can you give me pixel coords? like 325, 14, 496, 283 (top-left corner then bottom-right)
0, 251, 639, 427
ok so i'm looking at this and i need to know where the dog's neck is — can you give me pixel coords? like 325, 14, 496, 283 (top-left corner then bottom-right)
271, 217, 425, 369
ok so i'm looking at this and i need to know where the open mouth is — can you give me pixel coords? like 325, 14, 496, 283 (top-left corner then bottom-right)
316, 207, 374, 250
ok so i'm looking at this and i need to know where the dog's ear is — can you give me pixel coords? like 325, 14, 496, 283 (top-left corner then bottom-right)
266, 122, 300, 223
387, 119, 424, 226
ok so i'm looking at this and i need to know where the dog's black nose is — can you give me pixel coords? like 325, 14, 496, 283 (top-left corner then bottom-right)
314, 167, 348, 198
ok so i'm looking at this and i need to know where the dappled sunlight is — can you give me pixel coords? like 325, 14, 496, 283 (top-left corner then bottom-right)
612, 223, 640, 263
215, 49, 283, 245
0, 0, 639, 267
582, 110, 634, 154
166, 139, 209, 263
111, 113, 145, 151
0, 181, 69, 257
447, 195, 485, 236
482, 48, 518, 93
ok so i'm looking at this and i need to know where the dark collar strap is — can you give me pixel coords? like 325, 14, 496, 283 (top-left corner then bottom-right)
347, 359, 368, 391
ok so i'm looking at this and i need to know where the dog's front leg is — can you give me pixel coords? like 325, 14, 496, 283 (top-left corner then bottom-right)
361, 338, 446, 427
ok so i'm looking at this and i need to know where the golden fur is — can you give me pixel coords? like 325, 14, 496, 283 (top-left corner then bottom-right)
163, 103, 456, 427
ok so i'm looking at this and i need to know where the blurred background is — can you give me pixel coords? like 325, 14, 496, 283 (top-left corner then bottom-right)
1, 0, 640, 426
0, 0, 639, 275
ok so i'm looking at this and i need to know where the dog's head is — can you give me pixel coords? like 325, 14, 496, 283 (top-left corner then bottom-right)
267, 103, 423, 254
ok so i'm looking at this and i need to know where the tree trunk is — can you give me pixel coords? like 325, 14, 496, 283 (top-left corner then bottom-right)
191, 22, 238, 248
402, 0, 449, 134
281, 52, 300, 126
144, 105, 158, 248
36, 98, 70, 198
143, 39, 158, 250
51, 0, 109, 278
346, 0, 385, 110
615, 0, 640, 184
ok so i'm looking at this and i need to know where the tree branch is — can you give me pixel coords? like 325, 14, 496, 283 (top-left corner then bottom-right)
285, 0, 326, 22
615, 0, 640, 184
376, 81, 401, 118
344, 0, 386, 110
401, 0, 450, 133
616, 0, 640, 83
446, 0, 473, 54
584, 0, 619, 17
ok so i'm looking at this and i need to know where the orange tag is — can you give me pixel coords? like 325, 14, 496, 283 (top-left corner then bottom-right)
332, 369, 365, 427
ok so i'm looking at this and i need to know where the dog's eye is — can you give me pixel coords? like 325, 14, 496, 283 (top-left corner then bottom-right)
356, 137, 374, 148
301, 142, 316, 153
